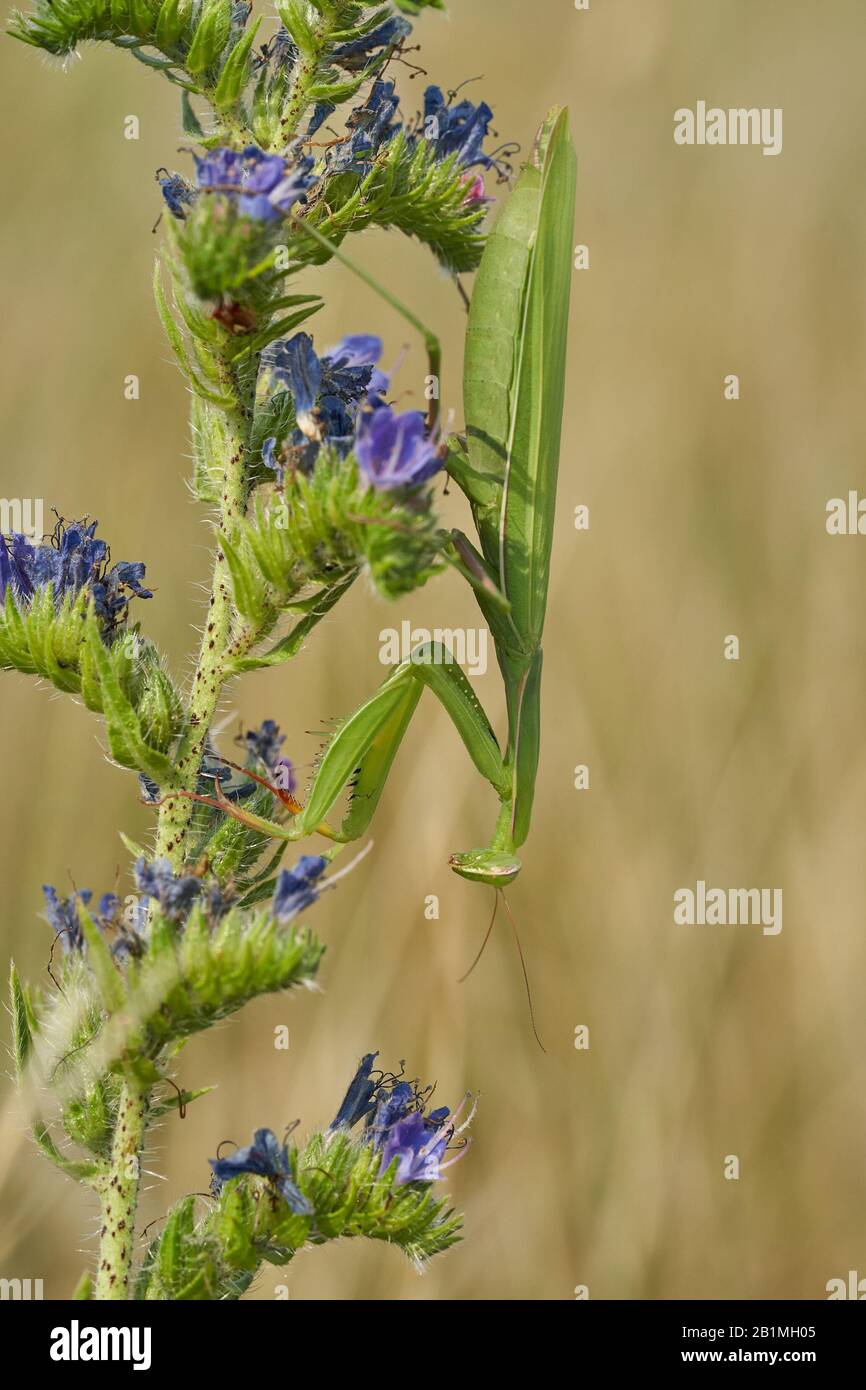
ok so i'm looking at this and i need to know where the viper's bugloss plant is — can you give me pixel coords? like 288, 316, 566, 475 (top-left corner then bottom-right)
4, 0, 574, 1299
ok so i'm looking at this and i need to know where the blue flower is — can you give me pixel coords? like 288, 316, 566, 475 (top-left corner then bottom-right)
209, 1128, 313, 1215
327, 79, 401, 175
329, 1052, 381, 1130
138, 774, 161, 805
230, 0, 251, 34
329, 1055, 474, 1187
261, 331, 388, 477
0, 531, 33, 600
243, 718, 285, 770
303, 101, 334, 140
42, 884, 145, 961
355, 406, 441, 490
267, 332, 324, 439
42, 885, 90, 953
134, 857, 202, 922
201, 880, 234, 923
242, 718, 296, 794
0, 518, 152, 640
370, 1078, 467, 1185
271, 855, 328, 921
332, 16, 412, 70
325, 78, 508, 188
325, 334, 390, 404
90, 560, 152, 630
156, 168, 196, 221
193, 145, 316, 222
419, 85, 495, 170
256, 25, 297, 74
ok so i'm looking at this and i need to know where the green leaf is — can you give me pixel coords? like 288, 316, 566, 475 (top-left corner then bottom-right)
276, 0, 315, 53
85, 622, 179, 785
392, 0, 445, 12
74, 906, 325, 1074
157, 1196, 218, 1299
62, 1077, 115, 1156
151, 1084, 216, 1117
186, 0, 231, 75
213, 15, 261, 109
78, 905, 126, 1013
226, 571, 357, 675
9, 962, 34, 1078
153, 260, 235, 408
312, 131, 488, 274
180, 88, 206, 137
156, 0, 188, 52
119, 831, 147, 860
219, 528, 267, 626
33, 1120, 105, 1184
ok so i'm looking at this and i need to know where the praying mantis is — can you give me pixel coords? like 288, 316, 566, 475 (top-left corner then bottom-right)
158, 108, 576, 900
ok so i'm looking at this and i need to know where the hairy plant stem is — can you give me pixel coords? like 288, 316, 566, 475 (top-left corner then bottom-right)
97, 359, 256, 1297
154, 358, 253, 869
95, 1083, 148, 1300
278, 6, 336, 145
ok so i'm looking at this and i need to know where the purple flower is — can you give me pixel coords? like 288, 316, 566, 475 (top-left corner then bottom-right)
378, 1110, 452, 1183
271, 855, 329, 921
209, 1128, 313, 1215
329, 1055, 474, 1188
193, 145, 316, 222
355, 406, 441, 490
372, 1086, 472, 1185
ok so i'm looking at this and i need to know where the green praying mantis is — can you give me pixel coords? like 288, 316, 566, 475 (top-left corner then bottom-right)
157, 107, 576, 906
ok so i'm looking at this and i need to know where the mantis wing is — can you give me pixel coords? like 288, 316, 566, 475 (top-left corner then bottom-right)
461, 107, 576, 851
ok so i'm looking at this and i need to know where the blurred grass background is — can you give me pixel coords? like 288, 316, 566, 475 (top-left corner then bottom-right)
2, 0, 866, 1299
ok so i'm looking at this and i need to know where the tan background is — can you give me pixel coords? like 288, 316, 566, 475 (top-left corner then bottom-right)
2, 0, 866, 1299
